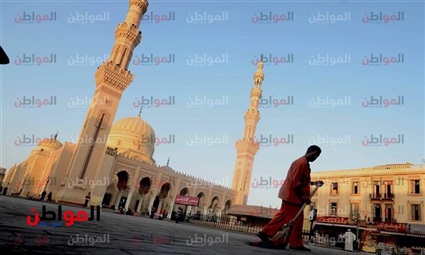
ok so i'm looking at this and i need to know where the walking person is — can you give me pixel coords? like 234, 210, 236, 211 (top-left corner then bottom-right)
46, 191, 52, 201
40, 190, 47, 201
344, 229, 356, 251
84, 192, 91, 207
256, 145, 322, 252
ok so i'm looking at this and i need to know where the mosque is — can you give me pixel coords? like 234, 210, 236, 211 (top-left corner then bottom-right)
3, 0, 265, 219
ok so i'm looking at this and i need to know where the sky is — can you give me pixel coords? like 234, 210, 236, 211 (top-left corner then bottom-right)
0, 0, 424, 209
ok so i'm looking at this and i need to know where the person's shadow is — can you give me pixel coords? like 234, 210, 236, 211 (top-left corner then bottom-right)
0, 46, 9, 64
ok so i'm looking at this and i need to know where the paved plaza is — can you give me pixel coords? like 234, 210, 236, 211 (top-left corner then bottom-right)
0, 195, 367, 254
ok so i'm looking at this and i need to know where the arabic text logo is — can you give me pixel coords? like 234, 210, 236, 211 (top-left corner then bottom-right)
14, 54, 57, 66
68, 54, 110, 66
26, 205, 101, 227
362, 11, 404, 24
362, 134, 404, 146
133, 54, 175, 66
252, 11, 294, 24
252, 54, 294, 65
308, 54, 351, 66
132, 233, 175, 246
133, 96, 175, 108
186, 234, 228, 246
15, 96, 57, 108
138, 11, 175, 24
309, 135, 351, 146
68, 12, 110, 24
133, 134, 175, 147
362, 96, 404, 108
255, 134, 294, 146
186, 134, 229, 147
15, 11, 57, 23
308, 11, 351, 24
362, 54, 404, 66
68, 234, 109, 246
252, 177, 284, 189
251, 96, 293, 108
308, 96, 351, 108
186, 96, 228, 108
186, 11, 228, 24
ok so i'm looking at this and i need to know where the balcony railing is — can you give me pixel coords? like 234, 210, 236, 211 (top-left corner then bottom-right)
373, 217, 382, 222
369, 193, 381, 199
384, 218, 397, 223
382, 193, 395, 199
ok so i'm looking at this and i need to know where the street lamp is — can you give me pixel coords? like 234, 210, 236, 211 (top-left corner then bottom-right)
352, 209, 367, 252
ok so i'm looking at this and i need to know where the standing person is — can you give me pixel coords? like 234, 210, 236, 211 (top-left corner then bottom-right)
175, 207, 183, 223
40, 190, 47, 201
2, 186, 8, 195
344, 229, 356, 251
256, 145, 322, 252
46, 191, 52, 201
84, 192, 91, 207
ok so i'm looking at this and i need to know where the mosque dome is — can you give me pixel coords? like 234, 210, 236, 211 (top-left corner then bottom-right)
107, 115, 156, 163
37, 135, 63, 151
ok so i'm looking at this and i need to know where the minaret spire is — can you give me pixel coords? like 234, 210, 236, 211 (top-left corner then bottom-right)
167, 157, 170, 166
57, 0, 150, 205
231, 58, 265, 205
138, 105, 143, 117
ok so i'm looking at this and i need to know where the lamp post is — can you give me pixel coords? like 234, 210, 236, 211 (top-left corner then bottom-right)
352, 209, 367, 252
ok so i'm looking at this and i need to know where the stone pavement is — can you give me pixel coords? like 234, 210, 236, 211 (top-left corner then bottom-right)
0, 195, 368, 254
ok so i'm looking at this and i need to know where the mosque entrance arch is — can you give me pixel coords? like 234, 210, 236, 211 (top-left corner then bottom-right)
139, 177, 151, 195
117, 171, 129, 190
224, 200, 232, 215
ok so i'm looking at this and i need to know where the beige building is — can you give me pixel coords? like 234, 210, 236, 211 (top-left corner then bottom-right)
304, 163, 425, 227
3, 0, 267, 218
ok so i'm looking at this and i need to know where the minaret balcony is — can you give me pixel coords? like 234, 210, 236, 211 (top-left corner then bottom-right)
250, 88, 262, 97
115, 25, 141, 44
95, 61, 134, 91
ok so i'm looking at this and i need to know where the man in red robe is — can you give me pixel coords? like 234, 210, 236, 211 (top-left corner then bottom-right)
257, 145, 322, 252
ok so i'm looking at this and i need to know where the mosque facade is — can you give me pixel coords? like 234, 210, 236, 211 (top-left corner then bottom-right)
3, 0, 266, 217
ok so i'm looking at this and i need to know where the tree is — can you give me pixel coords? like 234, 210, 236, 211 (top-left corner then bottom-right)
350, 209, 362, 252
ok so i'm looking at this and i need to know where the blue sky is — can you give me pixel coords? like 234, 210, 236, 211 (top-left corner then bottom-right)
1, 0, 424, 208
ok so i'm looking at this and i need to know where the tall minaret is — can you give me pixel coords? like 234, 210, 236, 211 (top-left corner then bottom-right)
232, 60, 264, 205
58, 0, 148, 203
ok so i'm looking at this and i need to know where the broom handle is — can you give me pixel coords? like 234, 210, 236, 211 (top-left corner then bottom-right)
288, 180, 324, 226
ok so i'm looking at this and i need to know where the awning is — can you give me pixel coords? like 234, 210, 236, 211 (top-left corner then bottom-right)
380, 231, 425, 238
314, 222, 375, 231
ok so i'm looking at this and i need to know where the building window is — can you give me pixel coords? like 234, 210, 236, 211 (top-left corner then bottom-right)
373, 181, 381, 198
373, 203, 382, 222
331, 182, 338, 195
350, 203, 359, 217
117, 139, 121, 146
352, 182, 359, 194
383, 181, 393, 198
410, 180, 421, 194
330, 202, 337, 216
385, 204, 394, 222
411, 204, 421, 221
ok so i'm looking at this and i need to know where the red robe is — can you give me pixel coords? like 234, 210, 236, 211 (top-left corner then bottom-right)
262, 156, 311, 248
279, 156, 311, 205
